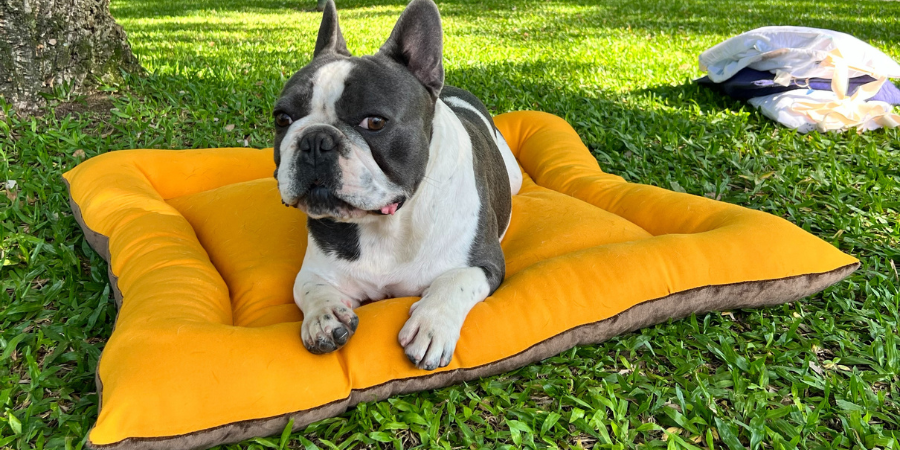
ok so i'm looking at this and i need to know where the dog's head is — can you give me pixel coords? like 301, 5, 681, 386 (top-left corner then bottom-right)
273, 0, 444, 221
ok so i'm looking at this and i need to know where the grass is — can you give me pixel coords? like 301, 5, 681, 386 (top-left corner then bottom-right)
1, 0, 899, 448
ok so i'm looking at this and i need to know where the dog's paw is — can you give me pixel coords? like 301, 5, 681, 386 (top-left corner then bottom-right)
301, 303, 359, 354
398, 301, 461, 370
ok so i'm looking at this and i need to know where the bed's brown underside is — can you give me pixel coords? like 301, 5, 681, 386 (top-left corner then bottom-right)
65, 182, 859, 450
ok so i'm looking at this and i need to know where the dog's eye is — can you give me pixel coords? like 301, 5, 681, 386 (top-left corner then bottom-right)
358, 116, 387, 131
274, 113, 293, 128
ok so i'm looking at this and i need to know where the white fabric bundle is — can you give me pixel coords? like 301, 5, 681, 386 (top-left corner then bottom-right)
700, 26, 900, 133
700, 26, 900, 83
748, 89, 899, 133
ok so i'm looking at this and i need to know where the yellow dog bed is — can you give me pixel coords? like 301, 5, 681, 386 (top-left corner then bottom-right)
65, 111, 858, 449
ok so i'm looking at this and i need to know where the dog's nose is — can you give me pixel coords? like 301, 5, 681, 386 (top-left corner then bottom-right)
300, 132, 334, 153
298, 125, 341, 165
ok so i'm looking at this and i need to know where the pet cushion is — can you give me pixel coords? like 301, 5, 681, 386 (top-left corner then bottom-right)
64, 111, 859, 450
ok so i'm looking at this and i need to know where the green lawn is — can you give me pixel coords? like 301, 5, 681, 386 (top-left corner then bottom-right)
1, 0, 899, 448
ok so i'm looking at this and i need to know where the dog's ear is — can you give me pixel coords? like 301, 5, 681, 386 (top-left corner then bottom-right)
379, 0, 444, 98
314, 0, 351, 57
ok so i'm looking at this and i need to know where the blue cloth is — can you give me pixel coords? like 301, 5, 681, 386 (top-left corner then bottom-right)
697, 68, 900, 105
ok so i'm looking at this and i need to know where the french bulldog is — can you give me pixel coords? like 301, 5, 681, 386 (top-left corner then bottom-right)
273, 0, 523, 370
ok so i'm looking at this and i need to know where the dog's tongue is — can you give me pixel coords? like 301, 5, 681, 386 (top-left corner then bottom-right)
380, 202, 400, 215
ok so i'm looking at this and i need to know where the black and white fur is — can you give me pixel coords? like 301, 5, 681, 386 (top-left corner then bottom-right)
273, 0, 522, 370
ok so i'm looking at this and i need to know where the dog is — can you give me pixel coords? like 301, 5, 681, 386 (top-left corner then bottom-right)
272, 0, 523, 370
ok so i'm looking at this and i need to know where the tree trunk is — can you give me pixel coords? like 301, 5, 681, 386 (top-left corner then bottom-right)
0, 0, 142, 114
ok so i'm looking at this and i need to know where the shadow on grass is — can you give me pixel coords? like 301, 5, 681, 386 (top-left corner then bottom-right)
447, 59, 755, 152
634, 81, 746, 115
109, 55, 763, 185
89, 54, 763, 199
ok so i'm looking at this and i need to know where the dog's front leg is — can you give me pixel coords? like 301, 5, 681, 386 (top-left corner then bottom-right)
294, 272, 360, 354
398, 267, 491, 370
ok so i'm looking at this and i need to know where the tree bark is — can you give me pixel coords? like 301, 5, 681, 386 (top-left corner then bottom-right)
0, 0, 142, 114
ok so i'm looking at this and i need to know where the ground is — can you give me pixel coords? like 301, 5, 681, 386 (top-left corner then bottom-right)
0, 0, 898, 448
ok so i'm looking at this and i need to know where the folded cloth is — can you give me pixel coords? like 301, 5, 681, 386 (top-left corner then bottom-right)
748, 87, 900, 133
696, 68, 900, 105
699, 26, 900, 82
699, 27, 900, 133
